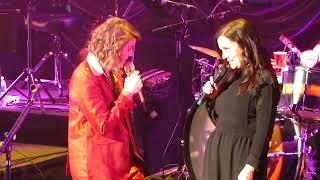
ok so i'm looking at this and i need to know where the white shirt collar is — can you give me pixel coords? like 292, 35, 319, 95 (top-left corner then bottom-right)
86, 52, 104, 76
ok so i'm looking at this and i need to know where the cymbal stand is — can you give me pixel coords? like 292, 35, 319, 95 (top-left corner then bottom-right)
301, 67, 310, 110
44, 33, 75, 97
290, 105, 307, 180
0, 0, 55, 111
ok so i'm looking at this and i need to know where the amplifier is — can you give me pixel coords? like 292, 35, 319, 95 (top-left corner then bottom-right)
141, 69, 173, 98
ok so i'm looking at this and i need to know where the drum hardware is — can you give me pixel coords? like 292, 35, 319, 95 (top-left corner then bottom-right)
298, 121, 320, 179
141, 69, 173, 99
271, 106, 320, 179
188, 45, 221, 59
294, 115, 306, 180
191, 58, 219, 100
288, 50, 301, 66
147, 165, 190, 179
278, 65, 320, 121
277, 34, 319, 70
27, 9, 78, 97
268, 151, 300, 159
278, 34, 302, 57
188, 44, 223, 100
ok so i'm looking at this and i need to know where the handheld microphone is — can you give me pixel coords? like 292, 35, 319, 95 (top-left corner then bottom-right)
197, 64, 228, 105
123, 61, 147, 112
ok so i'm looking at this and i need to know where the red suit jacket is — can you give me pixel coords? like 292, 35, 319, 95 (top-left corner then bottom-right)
68, 60, 143, 180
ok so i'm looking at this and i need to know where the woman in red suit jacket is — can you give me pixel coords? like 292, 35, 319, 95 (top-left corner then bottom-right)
68, 17, 144, 180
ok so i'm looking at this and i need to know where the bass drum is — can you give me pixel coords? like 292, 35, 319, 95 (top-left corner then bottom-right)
267, 116, 299, 180
184, 104, 301, 180
183, 103, 215, 180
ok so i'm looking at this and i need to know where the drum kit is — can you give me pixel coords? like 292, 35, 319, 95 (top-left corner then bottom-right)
189, 45, 221, 101
269, 47, 320, 179
184, 44, 320, 179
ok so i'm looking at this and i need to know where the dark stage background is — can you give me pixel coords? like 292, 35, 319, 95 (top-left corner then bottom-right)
0, 0, 319, 175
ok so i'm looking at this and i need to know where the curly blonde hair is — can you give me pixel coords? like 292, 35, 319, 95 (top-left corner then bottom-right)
88, 17, 141, 70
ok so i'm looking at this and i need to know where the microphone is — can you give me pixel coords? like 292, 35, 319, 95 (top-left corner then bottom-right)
279, 34, 302, 56
197, 64, 228, 105
123, 61, 147, 112
160, 0, 197, 9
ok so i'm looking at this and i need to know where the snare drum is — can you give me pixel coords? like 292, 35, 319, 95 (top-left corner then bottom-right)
183, 103, 215, 180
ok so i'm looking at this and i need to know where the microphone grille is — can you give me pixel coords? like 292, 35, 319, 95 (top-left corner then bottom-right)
123, 61, 135, 75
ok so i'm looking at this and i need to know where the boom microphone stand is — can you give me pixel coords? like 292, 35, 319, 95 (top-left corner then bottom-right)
152, 8, 190, 178
0, 83, 39, 180
152, 8, 235, 178
0, 0, 55, 111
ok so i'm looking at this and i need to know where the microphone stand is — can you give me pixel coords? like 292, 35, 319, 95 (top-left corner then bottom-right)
152, 7, 193, 177
152, 9, 235, 177
151, 10, 235, 33
122, 0, 135, 18
114, 0, 119, 17
0, 84, 38, 180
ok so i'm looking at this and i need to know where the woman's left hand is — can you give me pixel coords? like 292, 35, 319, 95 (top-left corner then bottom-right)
238, 164, 255, 180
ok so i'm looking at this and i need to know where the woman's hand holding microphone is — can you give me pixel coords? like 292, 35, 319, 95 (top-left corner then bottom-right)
202, 76, 215, 95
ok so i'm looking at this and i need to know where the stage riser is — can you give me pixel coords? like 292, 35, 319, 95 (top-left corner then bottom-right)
0, 111, 67, 147
0, 155, 69, 180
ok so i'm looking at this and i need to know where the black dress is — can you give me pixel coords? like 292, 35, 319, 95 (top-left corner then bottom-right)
203, 70, 280, 180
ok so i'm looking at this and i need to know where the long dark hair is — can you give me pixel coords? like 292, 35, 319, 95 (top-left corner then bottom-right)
215, 18, 273, 94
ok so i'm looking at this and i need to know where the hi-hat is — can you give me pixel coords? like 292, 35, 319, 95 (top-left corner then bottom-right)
188, 45, 221, 59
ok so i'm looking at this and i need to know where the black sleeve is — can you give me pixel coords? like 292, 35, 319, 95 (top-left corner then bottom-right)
245, 72, 280, 168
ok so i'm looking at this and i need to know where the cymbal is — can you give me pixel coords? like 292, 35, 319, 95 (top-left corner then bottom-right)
188, 45, 221, 59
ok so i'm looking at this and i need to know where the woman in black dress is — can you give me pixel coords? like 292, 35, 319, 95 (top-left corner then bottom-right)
202, 18, 280, 180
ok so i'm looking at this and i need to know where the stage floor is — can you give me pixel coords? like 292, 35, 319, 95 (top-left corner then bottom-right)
0, 142, 69, 180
